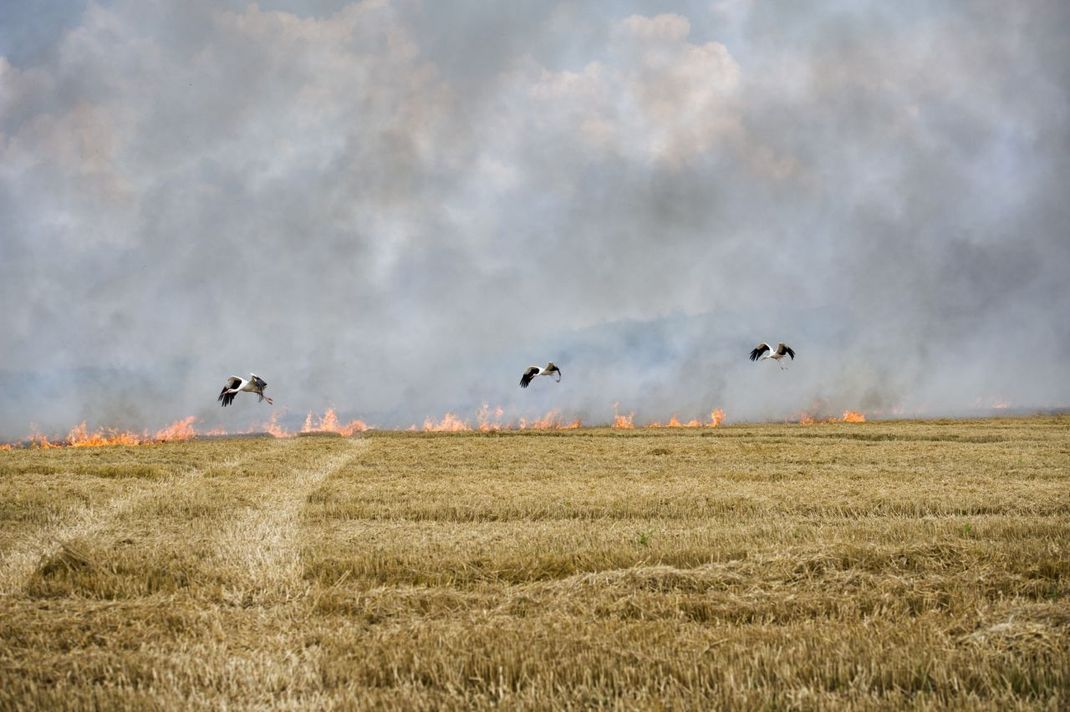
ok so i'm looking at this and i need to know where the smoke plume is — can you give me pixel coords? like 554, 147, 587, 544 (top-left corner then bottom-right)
2, 0, 1068, 437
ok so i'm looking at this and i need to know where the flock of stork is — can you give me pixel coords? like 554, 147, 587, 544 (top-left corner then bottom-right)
216, 342, 796, 408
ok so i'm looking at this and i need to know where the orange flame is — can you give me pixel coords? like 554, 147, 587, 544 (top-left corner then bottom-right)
611, 401, 635, 429
520, 410, 582, 430
26, 428, 59, 449
302, 408, 368, 436
5, 411, 305, 448
2, 404, 731, 447
259, 412, 291, 438
154, 416, 198, 442
421, 406, 583, 432
643, 409, 725, 429
423, 412, 471, 432
610, 406, 724, 429
799, 410, 865, 424
477, 403, 506, 432
66, 422, 142, 447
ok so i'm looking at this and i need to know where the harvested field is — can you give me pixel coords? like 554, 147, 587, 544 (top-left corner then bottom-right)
1, 417, 1068, 709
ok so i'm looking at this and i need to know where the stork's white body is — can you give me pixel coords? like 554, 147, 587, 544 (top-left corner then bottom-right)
228, 377, 251, 393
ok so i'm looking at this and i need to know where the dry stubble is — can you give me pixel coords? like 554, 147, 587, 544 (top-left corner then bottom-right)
0, 417, 1067, 710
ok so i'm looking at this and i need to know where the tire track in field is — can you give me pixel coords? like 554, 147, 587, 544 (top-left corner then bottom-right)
0, 441, 292, 596
211, 438, 364, 599
0, 487, 150, 596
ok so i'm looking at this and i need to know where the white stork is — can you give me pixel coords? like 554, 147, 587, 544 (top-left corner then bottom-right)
749, 343, 795, 369
218, 373, 273, 407
520, 362, 562, 388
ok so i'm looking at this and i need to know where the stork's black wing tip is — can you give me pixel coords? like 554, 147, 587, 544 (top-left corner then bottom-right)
520, 366, 539, 388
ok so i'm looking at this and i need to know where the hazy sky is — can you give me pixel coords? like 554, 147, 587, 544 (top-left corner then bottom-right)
2, 0, 1068, 436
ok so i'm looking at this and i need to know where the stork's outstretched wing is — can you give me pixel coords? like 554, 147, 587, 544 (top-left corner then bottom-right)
778, 343, 795, 360
546, 365, 562, 382
749, 343, 771, 361
520, 366, 540, 388
250, 375, 268, 402
218, 376, 243, 407
251, 376, 275, 404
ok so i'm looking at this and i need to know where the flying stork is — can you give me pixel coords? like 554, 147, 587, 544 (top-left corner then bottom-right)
749, 343, 795, 369
520, 362, 562, 388
218, 373, 273, 407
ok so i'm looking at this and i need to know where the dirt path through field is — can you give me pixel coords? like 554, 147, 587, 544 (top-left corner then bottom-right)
212, 438, 364, 601
0, 441, 295, 596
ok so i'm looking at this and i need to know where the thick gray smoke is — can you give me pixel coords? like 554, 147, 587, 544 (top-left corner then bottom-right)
2, 0, 1068, 438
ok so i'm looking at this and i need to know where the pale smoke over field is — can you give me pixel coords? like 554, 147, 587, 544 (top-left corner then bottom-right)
1, 0, 1068, 438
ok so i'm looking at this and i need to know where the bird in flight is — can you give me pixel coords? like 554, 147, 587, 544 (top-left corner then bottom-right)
520, 362, 562, 388
749, 343, 795, 369
218, 373, 273, 407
